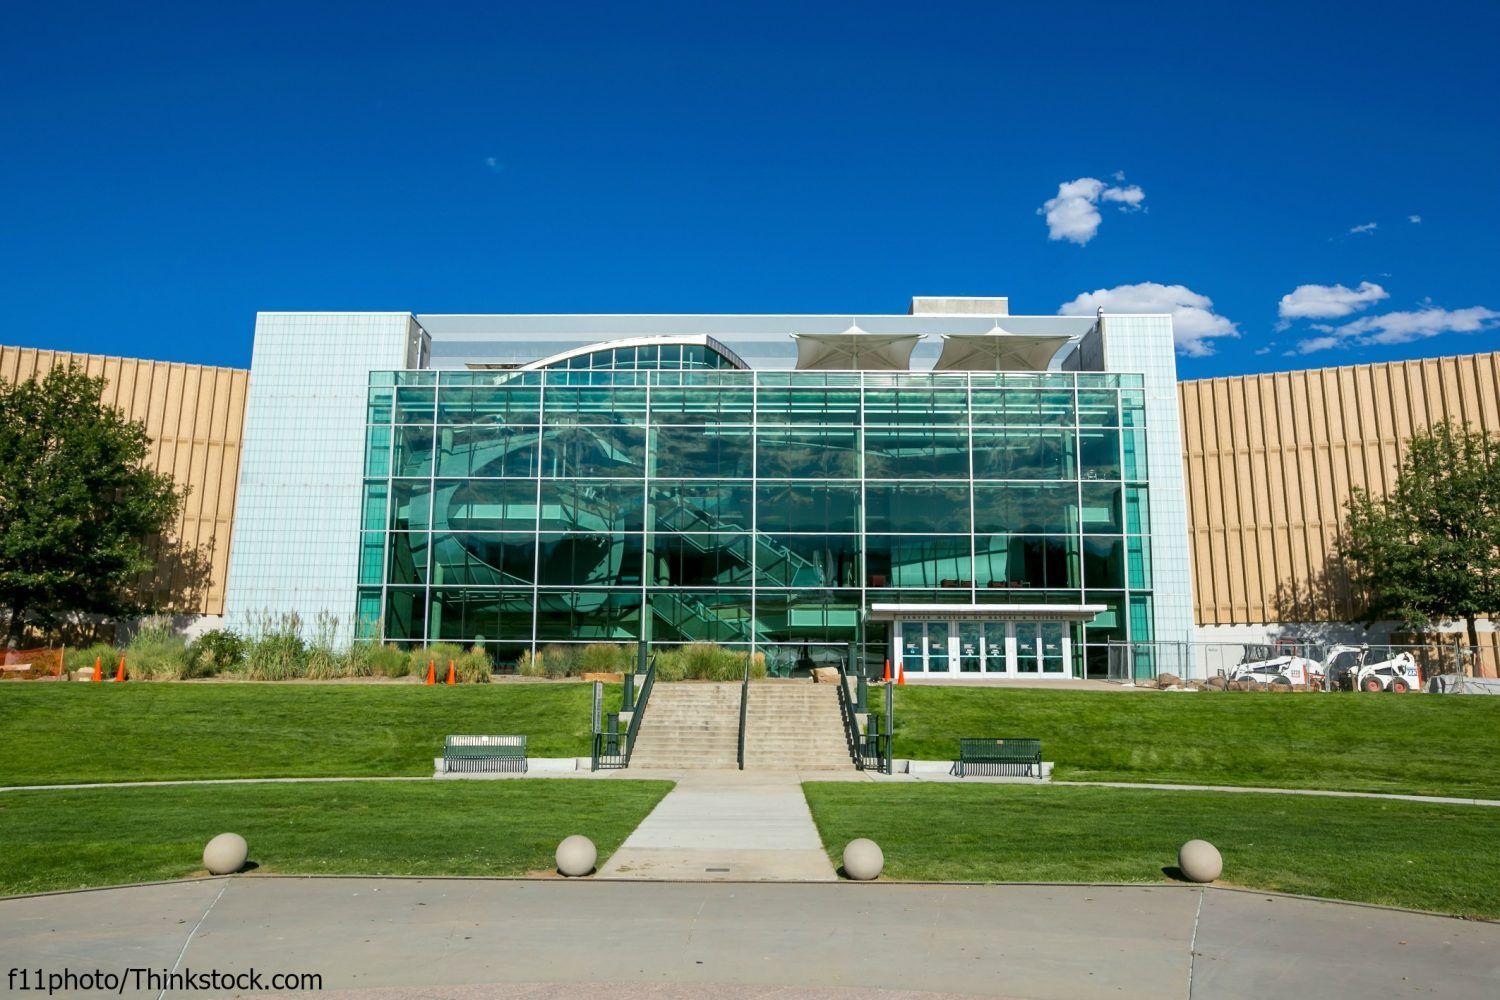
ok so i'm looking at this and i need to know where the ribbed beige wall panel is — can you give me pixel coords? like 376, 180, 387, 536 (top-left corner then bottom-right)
0, 345, 249, 616
1181, 351, 1500, 625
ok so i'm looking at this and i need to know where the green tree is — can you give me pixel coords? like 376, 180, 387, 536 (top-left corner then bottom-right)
1342, 420, 1500, 669
0, 366, 183, 646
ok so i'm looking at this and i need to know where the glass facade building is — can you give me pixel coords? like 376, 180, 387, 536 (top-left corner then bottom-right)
358, 363, 1157, 677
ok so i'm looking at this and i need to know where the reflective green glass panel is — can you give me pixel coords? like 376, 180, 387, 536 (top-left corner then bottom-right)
540, 425, 647, 477
358, 532, 385, 585
864, 535, 971, 589
1121, 390, 1145, 428
393, 424, 434, 478
535, 590, 641, 641
541, 480, 644, 533
756, 427, 859, 479
650, 482, 753, 532
367, 387, 393, 424
649, 533, 753, 586
394, 387, 435, 424
755, 534, 860, 588
396, 371, 437, 386
1125, 485, 1151, 534
971, 428, 1076, 479
436, 386, 541, 425
1127, 536, 1152, 589
1076, 390, 1119, 427
436, 425, 538, 478
1085, 592, 1125, 643
651, 425, 754, 479
974, 535, 1079, 589
755, 484, 860, 534
862, 389, 967, 425
1129, 594, 1155, 641
386, 532, 429, 584
389, 481, 431, 531
1083, 536, 1126, 588
384, 587, 427, 640
542, 386, 647, 424
362, 482, 388, 531
755, 387, 860, 424
536, 532, 643, 587
428, 588, 533, 642
433, 479, 535, 532
1079, 483, 1123, 532
863, 428, 969, 479
648, 590, 753, 643
1123, 427, 1147, 480
364, 425, 391, 477
430, 532, 536, 586
754, 590, 861, 643
355, 589, 382, 640
971, 483, 1077, 533
864, 484, 970, 533
1079, 429, 1122, 481
648, 386, 754, 422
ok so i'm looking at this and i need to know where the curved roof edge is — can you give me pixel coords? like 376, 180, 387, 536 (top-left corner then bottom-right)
519, 334, 750, 371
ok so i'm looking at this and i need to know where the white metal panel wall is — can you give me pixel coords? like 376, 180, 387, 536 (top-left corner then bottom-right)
224, 313, 422, 643
1101, 314, 1195, 648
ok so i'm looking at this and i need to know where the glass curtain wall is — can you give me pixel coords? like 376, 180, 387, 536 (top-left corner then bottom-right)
360, 368, 1152, 675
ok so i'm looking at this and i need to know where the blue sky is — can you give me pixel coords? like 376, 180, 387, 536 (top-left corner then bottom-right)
2, 1, 1496, 377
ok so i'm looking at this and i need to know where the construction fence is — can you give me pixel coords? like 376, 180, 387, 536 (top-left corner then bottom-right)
1109, 638, 1484, 684
0, 647, 65, 680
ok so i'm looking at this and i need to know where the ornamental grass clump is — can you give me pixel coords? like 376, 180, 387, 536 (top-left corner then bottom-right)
122, 616, 193, 680
186, 630, 244, 676
243, 611, 308, 680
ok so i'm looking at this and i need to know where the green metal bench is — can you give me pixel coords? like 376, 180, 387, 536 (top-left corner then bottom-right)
443, 735, 527, 774
957, 738, 1042, 778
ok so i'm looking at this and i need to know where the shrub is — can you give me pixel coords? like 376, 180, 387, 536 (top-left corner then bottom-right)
120, 616, 193, 680
64, 642, 121, 678
654, 643, 765, 682
243, 612, 307, 680
578, 643, 632, 674
408, 642, 466, 679
455, 644, 492, 683
187, 630, 244, 676
351, 642, 410, 678
303, 612, 350, 679
516, 649, 546, 677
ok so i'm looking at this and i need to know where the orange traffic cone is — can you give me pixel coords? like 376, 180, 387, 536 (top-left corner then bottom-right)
897, 662, 906, 686
882, 659, 891, 683
115, 655, 127, 683
425, 659, 435, 685
445, 660, 456, 685
93, 656, 103, 683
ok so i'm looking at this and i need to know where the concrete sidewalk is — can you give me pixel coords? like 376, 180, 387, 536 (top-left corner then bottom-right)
3, 878, 1496, 998
598, 769, 837, 880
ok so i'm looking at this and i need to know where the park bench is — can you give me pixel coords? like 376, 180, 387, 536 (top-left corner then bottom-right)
956, 738, 1042, 778
442, 735, 527, 774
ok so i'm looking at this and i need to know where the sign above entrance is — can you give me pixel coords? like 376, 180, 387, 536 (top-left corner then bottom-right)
867, 602, 1105, 624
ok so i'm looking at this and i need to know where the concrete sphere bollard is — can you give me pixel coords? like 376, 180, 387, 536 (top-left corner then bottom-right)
1177, 839, 1223, 883
555, 835, 597, 877
202, 833, 248, 875
842, 838, 884, 881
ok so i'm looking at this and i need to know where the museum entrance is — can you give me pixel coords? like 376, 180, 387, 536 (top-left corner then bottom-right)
874, 602, 1099, 681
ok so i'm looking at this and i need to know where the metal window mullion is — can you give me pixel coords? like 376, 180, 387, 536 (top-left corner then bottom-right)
530, 375, 546, 658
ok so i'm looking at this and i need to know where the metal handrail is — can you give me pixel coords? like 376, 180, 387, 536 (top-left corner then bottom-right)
622, 653, 656, 767
591, 654, 656, 770
737, 650, 750, 770
833, 650, 866, 770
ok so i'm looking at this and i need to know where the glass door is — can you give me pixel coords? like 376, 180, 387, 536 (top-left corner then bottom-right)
1013, 622, 1041, 674
957, 622, 982, 672
1040, 621, 1067, 675
982, 622, 1008, 674
900, 623, 923, 674
925, 621, 951, 674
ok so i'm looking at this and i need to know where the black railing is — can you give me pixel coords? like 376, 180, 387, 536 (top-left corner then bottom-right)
834, 650, 890, 773
737, 650, 751, 770
592, 654, 656, 770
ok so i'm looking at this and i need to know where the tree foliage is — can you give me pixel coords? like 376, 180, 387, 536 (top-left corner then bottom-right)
1341, 420, 1500, 658
0, 366, 182, 645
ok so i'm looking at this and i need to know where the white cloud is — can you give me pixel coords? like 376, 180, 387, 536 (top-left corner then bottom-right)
483, 156, 504, 173
1408, 214, 1422, 224
1276, 281, 1388, 327
1058, 282, 1239, 357
1291, 305, 1500, 353
1038, 175, 1146, 245
1348, 221, 1378, 235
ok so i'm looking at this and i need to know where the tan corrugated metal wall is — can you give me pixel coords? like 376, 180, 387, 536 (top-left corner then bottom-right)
0, 346, 248, 616
1180, 351, 1500, 626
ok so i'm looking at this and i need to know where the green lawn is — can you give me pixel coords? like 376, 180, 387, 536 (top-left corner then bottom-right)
0, 683, 615, 786
873, 687, 1500, 798
0, 780, 671, 896
804, 782, 1500, 918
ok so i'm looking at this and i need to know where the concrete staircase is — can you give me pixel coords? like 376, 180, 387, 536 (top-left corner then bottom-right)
628, 682, 741, 769
627, 680, 857, 771
742, 682, 854, 771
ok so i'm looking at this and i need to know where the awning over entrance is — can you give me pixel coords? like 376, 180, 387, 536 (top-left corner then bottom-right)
867, 602, 1105, 623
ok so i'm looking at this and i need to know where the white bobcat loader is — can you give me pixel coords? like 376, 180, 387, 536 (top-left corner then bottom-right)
1224, 642, 1421, 692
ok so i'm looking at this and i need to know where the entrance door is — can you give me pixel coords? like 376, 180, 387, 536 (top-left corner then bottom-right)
957, 622, 982, 673
982, 622, 1008, 673
925, 621, 950, 674
1010, 621, 1071, 676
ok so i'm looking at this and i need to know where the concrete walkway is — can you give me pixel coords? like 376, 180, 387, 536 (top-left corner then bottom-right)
4, 878, 1496, 998
598, 770, 837, 881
